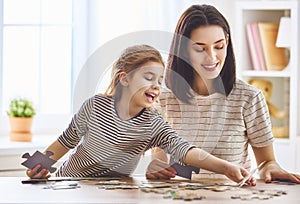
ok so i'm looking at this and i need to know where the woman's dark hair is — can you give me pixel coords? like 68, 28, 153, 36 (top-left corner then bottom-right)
166, 4, 236, 103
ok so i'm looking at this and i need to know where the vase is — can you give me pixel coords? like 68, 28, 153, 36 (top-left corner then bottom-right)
9, 117, 33, 142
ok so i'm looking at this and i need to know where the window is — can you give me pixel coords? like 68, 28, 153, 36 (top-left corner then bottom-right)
0, 0, 73, 134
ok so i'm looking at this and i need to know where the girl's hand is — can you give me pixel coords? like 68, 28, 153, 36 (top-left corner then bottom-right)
224, 163, 256, 186
26, 164, 50, 179
259, 161, 300, 183
146, 158, 177, 179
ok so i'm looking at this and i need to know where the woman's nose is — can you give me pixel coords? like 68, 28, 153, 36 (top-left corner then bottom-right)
206, 48, 216, 60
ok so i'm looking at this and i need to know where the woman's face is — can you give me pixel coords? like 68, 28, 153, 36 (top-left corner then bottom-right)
187, 25, 228, 80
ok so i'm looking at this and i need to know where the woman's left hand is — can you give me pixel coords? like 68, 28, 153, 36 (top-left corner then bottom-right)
259, 161, 300, 183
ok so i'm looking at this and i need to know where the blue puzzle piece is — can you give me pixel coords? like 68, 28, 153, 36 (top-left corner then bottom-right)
21, 150, 57, 173
170, 156, 200, 179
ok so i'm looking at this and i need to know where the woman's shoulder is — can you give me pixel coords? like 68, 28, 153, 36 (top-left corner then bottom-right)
159, 88, 182, 105
160, 88, 176, 99
232, 79, 262, 97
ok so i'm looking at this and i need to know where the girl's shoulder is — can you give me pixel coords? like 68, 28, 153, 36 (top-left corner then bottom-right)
93, 94, 113, 103
80, 94, 113, 111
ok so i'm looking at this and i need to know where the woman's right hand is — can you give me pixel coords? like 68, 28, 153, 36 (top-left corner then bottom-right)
26, 164, 50, 179
146, 158, 177, 179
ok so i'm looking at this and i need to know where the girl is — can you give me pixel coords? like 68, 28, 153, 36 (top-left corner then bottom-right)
146, 5, 300, 183
27, 44, 254, 184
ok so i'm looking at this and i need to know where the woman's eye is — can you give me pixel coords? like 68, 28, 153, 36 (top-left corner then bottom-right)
216, 45, 224, 49
195, 48, 204, 53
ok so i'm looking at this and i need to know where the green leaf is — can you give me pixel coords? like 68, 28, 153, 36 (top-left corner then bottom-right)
7, 98, 36, 117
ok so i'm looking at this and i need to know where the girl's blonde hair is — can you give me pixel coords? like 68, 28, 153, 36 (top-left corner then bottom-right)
104, 44, 164, 101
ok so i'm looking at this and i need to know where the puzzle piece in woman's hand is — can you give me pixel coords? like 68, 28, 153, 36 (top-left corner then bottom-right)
21, 150, 57, 173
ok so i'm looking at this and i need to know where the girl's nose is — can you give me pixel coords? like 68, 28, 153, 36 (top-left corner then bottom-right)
151, 81, 161, 89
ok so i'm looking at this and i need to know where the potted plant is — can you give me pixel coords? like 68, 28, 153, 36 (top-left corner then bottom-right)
7, 98, 36, 142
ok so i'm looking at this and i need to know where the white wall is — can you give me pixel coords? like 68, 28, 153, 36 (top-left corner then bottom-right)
72, 0, 236, 112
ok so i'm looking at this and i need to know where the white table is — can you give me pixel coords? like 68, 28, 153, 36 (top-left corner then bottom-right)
0, 177, 299, 204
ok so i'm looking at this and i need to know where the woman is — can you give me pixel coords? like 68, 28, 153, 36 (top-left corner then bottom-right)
146, 4, 300, 183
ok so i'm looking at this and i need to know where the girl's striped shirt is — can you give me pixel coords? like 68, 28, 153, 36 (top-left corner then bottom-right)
56, 94, 193, 177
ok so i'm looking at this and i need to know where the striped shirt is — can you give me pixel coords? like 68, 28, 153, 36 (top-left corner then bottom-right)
56, 94, 193, 177
159, 79, 274, 173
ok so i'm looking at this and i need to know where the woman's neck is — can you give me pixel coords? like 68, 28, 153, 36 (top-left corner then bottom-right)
192, 76, 214, 96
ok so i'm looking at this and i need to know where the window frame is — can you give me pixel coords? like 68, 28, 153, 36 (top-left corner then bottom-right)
0, 0, 77, 136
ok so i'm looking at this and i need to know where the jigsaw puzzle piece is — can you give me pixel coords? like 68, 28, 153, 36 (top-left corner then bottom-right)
169, 157, 200, 179
21, 150, 57, 173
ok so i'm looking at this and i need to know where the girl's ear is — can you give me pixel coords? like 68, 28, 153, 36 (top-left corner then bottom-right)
119, 72, 129, 86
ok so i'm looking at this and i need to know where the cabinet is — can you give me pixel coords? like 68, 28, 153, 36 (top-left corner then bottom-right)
235, 1, 298, 172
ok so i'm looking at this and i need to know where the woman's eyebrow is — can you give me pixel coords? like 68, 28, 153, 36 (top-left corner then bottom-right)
193, 38, 225, 46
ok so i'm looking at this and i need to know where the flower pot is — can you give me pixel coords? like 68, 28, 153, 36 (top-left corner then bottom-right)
9, 117, 33, 142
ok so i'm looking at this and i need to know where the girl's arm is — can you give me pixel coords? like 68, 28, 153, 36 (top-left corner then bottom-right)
44, 139, 69, 161
185, 147, 254, 184
147, 147, 255, 184
253, 144, 300, 183
146, 147, 177, 179
26, 139, 69, 179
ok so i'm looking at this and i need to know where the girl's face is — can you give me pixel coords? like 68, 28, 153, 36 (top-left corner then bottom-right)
124, 61, 164, 109
187, 25, 228, 80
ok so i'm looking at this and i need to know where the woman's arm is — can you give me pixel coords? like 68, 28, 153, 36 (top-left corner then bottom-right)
252, 144, 300, 183
26, 139, 69, 179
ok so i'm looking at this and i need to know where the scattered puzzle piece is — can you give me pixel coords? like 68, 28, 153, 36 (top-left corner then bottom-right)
165, 191, 206, 201
43, 181, 80, 190
21, 150, 57, 173
231, 189, 287, 200
96, 180, 127, 185
207, 185, 231, 192
252, 189, 287, 196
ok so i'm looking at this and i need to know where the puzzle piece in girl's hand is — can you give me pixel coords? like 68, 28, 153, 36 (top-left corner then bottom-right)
169, 157, 200, 179
21, 150, 57, 173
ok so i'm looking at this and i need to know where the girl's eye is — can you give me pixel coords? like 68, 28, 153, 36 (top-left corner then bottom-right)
216, 45, 224, 49
145, 76, 153, 81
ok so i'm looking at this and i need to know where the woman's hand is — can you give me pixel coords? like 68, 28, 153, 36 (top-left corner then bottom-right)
146, 158, 177, 179
26, 164, 50, 179
259, 161, 300, 183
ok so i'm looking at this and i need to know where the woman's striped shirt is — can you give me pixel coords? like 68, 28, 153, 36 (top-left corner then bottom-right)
56, 94, 193, 177
159, 79, 274, 174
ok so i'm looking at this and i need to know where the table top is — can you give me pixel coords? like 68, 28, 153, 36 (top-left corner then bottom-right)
0, 177, 299, 204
